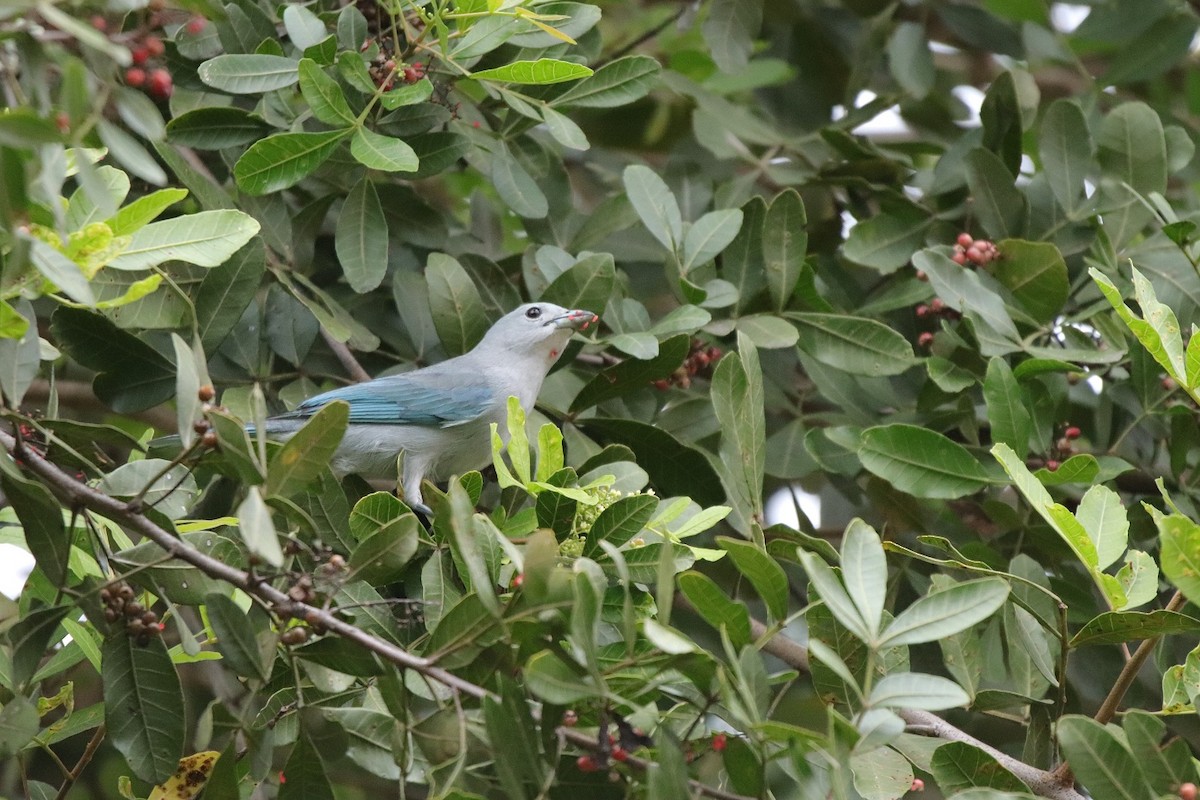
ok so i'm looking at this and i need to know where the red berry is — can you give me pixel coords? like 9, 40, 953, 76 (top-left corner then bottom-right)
131, 47, 149, 65
1179, 783, 1197, 800
577, 755, 599, 773
148, 68, 173, 98
55, 112, 70, 133
972, 239, 990, 251
951, 250, 967, 265
144, 35, 164, 57
278, 771, 286, 784
186, 16, 207, 34
653, 379, 670, 390
915, 270, 928, 281
911, 778, 925, 793
915, 304, 929, 318
1064, 426, 1081, 440
712, 733, 727, 752
917, 332, 935, 348
1045, 459, 1060, 472
125, 68, 146, 87
612, 746, 628, 762
929, 298, 945, 313
90, 15, 108, 31
1164, 376, 1178, 391
965, 246, 983, 263
510, 573, 523, 589
956, 232, 973, 248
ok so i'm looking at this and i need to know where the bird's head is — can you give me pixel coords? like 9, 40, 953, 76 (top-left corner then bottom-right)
476, 302, 598, 363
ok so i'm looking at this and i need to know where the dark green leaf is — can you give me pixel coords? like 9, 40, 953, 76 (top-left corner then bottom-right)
789, 312, 916, 376
1057, 716, 1153, 800
335, 178, 389, 293
571, 334, 689, 411
584, 494, 658, 555
1070, 610, 1200, 647
103, 634, 185, 783
50, 307, 175, 412
197, 54, 299, 93
966, 148, 1026, 240
762, 189, 806, 311
166, 107, 273, 149
859, 424, 990, 499
718, 537, 789, 622
930, 741, 1031, 793
427, 252, 489, 355
234, 130, 351, 196
205, 592, 269, 681
554, 55, 661, 108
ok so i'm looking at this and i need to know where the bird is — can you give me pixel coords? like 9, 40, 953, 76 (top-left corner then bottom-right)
258, 302, 598, 513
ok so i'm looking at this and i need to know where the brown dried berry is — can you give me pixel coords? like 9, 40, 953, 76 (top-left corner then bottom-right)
198, 384, 216, 402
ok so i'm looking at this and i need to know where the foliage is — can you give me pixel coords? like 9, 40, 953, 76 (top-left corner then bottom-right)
3, 1, 1200, 799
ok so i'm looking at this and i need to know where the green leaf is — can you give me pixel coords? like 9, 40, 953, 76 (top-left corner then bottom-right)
349, 516, 420, 584
380, 78, 434, 109
350, 127, 418, 172
205, 593, 269, 681
878, 578, 1009, 647
238, 487, 284, 568
1075, 485, 1128, 572
196, 237, 265, 351
553, 55, 661, 108
712, 335, 766, 527
50, 307, 175, 412
7, 605, 69, 691
571, 334, 689, 411
869, 672, 970, 711
283, 4, 328, 50
540, 105, 589, 150
678, 570, 751, 647
266, 401, 348, 498
1056, 716, 1153, 800
1159, 513, 1200, 607
524, 651, 599, 703
335, 178, 389, 293
23, 237, 95, 304
681, 209, 743, 274
234, 129, 351, 196
992, 240, 1068, 324
983, 357, 1031, 454
298, 58, 356, 126
103, 635, 185, 783
0, 470, 68, 587
838, 519, 887, 639
797, 550, 872, 643
578, 418, 725, 505
1070, 610, 1200, 648
788, 313, 915, 376
965, 148, 1026, 239
842, 206, 932, 273
930, 742, 1031, 794
1097, 102, 1167, 195
624, 164, 682, 251
859, 424, 991, 499
491, 144, 548, 218
540, 253, 616, 315
197, 54, 300, 94
762, 189, 807, 311
108, 210, 261, 271
471, 58, 593, 85
702, 0, 762, 73
1038, 99, 1092, 215
1104, 12, 1198, 86
166, 107, 273, 150
107, 188, 188, 236
0, 696, 38, 758
1116, 550, 1158, 610
279, 733, 335, 800
483, 680, 543, 800
887, 22, 935, 98
427, 252, 488, 355
1092, 266, 1185, 381
718, 537, 789, 623
584, 494, 658, 555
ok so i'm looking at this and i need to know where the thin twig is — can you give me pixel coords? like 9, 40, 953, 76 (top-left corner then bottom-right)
53, 723, 107, 800
320, 328, 372, 383
6, 432, 752, 800
749, 618, 1085, 800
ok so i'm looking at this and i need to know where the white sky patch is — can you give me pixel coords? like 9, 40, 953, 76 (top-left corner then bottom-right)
0, 544, 35, 600
766, 486, 822, 529
951, 85, 985, 127
1050, 4, 1089, 34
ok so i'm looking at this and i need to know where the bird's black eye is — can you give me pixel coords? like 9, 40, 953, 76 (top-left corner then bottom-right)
525, 306, 542, 319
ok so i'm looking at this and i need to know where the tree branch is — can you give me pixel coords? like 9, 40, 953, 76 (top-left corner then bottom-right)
749, 618, 1085, 800
320, 328, 372, 383
6, 432, 752, 800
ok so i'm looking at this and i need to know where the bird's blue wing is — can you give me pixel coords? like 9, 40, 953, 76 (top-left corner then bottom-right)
288, 376, 492, 427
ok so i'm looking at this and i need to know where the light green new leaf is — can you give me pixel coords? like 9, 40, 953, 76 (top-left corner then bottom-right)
1091, 266, 1185, 381
1186, 327, 1200, 389
1075, 485, 1128, 571
108, 209, 260, 271
470, 58, 593, 85
1158, 513, 1200, 607
878, 578, 1009, 648
1116, 550, 1158, 610
718, 537, 788, 623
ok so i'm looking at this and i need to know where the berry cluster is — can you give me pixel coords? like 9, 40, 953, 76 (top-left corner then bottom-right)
652, 340, 723, 391
951, 232, 1000, 267
190, 385, 221, 449
100, 581, 165, 646
1026, 424, 1081, 472
362, 37, 427, 91
914, 297, 962, 349
88, 12, 174, 99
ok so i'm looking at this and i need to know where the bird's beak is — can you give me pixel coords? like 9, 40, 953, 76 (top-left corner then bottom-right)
548, 309, 599, 331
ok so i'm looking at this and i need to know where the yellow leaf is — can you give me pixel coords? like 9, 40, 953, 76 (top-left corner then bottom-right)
147, 751, 221, 800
